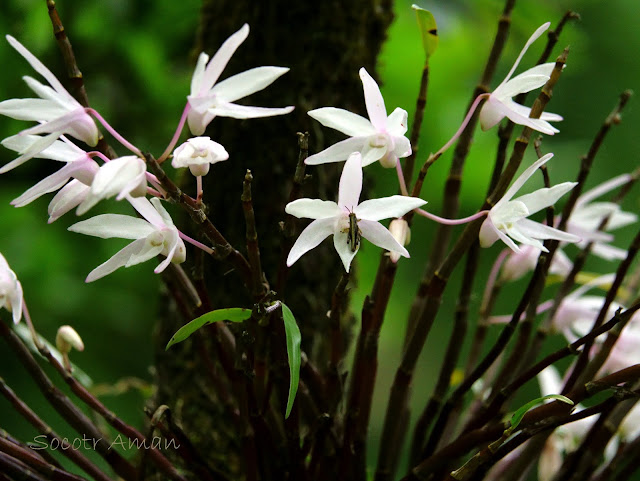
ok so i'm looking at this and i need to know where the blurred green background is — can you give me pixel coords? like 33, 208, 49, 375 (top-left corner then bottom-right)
0, 0, 639, 477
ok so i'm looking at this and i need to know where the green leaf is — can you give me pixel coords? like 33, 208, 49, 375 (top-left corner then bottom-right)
412, 4, 439, 60
509, 394, 574, 432
165, 308, 251, 350
281, 303, 301, 419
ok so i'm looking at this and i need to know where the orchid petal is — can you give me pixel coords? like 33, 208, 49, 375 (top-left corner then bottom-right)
338, 153, 363, 210
190, 52, 209, 95
0, 132, 61, 173
518, 218, 581, 244
286, 218, 335, 267
355, 195, 426, 221
199, 24, 250, 95
502, 153, 554, 203
516, 182, 577, 215
333, 228, 359, 272
304, 137, 366, 165
359, 68, 387, 130
359, 219, 409, 258
575, 174, 632, 208
285, 199, 340, 219
48, 180, 89, 223
212, 66, 290, 103
85, 238, 148, 282
360, 143, 387, 166
129, 196, 166, 228
0, 98, 68, 122
69, 214, 156, 240
386, 107, 409, 136
496, 23, 550, 89
208, 102, 294, 119
308, 107, 376, 137
2, 134, 84, 163
6, 35, 74, 102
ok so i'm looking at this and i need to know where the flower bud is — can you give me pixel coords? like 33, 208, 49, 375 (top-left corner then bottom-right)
172, 137, 229, 177
56, 325, 84, 354
0, 253, 23, 324
388, 218, 410, 263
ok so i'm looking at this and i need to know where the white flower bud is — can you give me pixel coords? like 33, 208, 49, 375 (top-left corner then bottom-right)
172, 137, 229, 177
388, 218, 410, 263
56, 325, 84, 354
0, 253, 23, 324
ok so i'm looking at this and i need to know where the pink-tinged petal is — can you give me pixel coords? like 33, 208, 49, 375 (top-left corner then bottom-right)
212, 66, 290, 103
386, 107, 409, 136
208, 102, 294, 119
333, 228, 359, 272
304, 137, 366, 165
21, 108, 99, 146
85, 238, 148, 282
186, 104, 214, 136
515, 182, 577, 215
479, 218, 499, 248
285, 199, 340, 220
48, 180, 89, 223
308, 107, 375, 137
69, 214, 155, 240
517, 218, 581, 244
496, 23, 550, 89
6, 35, 75, 103
287, 217, 335, 267
338, 153, 363, 210
190, 52, 209, 95
198, 24, 250, 95
355, 195, 426, 221
501, 153, 554, 203
0, 132, 61, 173
479, 97, 507, 131
359, 219, 409, 258
128, 196, 166, 228
359, 67, 387, 131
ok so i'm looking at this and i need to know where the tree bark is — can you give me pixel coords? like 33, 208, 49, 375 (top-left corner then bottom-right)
151, 1, 394, 479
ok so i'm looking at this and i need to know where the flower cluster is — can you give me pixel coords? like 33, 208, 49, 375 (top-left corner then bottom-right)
0, 25, 293, 281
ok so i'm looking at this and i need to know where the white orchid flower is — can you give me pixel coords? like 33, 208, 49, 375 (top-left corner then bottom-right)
76, 155, 147, 215
563, 174, 637, 260
172, 136, 229, 176
3, 135, 99, 213
0, 36, 98, 156
187, 24, 294, 135
479, 23, 563, 135
305, 68, 411, 168
69, 196, 187, 282
0, 253, 24, 324
286, 152, 426, 271
479, 153, 580, 252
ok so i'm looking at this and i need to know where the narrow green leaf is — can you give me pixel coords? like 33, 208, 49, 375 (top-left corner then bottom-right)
412, 4, 439, 60
281, 303, 301, 418
509, 394, 574, 432
165, 308, 251, 350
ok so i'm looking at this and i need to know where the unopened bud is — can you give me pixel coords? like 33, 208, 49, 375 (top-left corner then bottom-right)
388, 218, 410, 263
56, 325, 84, 354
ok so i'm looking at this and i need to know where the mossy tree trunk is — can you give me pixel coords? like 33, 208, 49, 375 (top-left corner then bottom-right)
151, 2, 394, 479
